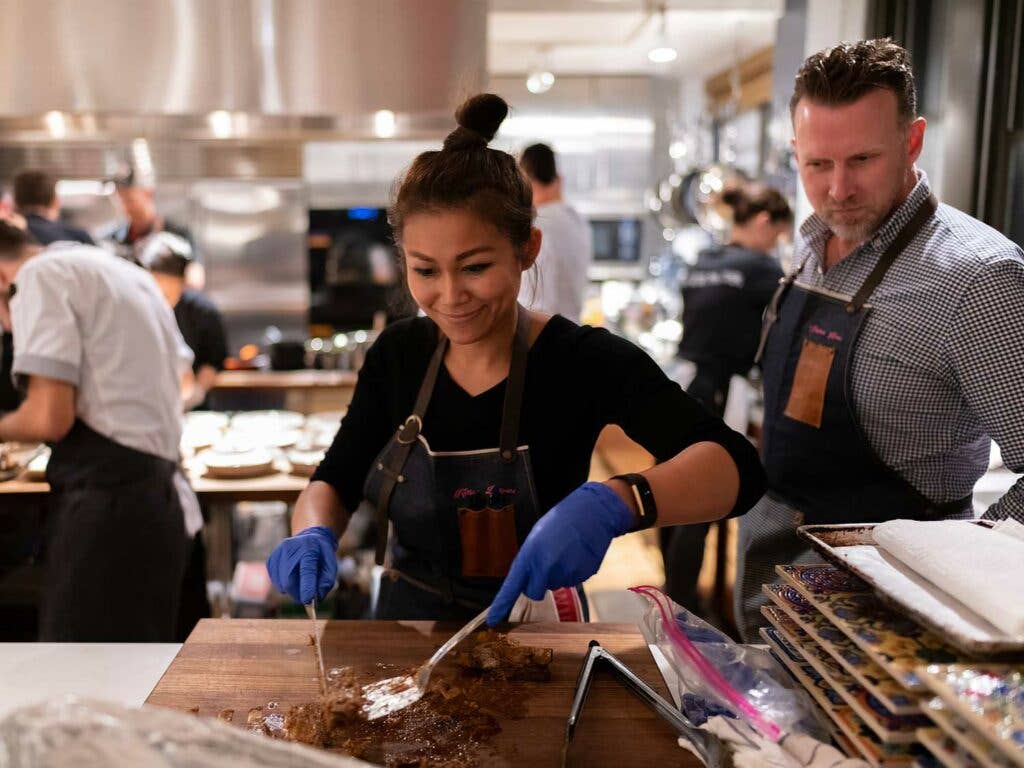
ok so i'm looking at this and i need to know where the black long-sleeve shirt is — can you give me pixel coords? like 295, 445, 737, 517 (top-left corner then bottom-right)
174, 289, 228, 374
677, 243, 783, 375
314, 315, 765, 519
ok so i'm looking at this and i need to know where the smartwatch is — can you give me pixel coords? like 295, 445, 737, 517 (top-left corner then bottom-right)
611, 473, 658, 531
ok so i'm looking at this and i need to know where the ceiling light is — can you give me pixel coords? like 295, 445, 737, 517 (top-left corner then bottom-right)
373, 109, 396, 138
647, 5, 677, 64
648, 45, 677, 64
43, 111, 66, 138
526, 70, 555, 94
208, 110, 232, 139
648, 45, 678, 64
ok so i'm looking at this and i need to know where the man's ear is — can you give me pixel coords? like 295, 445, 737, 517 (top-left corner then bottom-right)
906, 116, 926, 164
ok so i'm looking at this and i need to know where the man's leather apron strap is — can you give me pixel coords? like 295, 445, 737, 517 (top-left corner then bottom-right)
845, 194, 938, 313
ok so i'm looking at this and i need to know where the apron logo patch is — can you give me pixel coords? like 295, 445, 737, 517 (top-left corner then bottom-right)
808, 324, 843, 343
454, 485, 518, 501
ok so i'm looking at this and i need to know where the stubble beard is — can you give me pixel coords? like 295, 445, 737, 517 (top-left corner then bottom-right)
822, 211, 885, 245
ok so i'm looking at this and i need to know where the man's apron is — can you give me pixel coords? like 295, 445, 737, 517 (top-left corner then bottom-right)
735, 195, 971, 640
41, 420, 188, 641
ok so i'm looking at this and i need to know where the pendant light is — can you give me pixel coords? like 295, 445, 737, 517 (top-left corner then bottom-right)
647, 3, 677, 64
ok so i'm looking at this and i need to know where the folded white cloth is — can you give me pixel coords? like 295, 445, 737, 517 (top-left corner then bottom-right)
872, 520, 1024, 637
174, 469, 204, 538
993, 518, 1024, 543
702, 716, 869, 768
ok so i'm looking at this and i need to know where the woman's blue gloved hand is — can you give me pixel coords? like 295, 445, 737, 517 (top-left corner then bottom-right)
486, 481, 634, 626
266, 525, 339, 604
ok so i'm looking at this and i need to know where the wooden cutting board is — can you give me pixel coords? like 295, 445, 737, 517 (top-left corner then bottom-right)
146, 619, 701, 767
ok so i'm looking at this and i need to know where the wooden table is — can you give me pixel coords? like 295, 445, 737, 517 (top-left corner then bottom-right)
0, 463, 309, 586
0, 466, 307, 503
212, 370, 358, 414
146, 619, 698, 768
212, 370, 358, 391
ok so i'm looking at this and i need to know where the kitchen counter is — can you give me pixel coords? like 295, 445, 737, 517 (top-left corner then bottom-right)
146, 619, 698, 767
0, 642, 181, 719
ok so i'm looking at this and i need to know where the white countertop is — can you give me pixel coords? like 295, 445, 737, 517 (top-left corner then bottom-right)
0, 643, 180, 718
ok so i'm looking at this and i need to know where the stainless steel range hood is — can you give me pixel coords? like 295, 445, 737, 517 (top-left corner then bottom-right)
0, 0, 486, 167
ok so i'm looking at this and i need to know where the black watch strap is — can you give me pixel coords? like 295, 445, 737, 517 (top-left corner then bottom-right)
611, 473, 658, 531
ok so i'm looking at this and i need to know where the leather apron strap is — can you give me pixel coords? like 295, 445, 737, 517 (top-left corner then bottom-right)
845, 193, 938, 313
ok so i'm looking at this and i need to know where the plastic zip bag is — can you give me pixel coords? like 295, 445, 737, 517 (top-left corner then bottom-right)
632, 585, 827, 743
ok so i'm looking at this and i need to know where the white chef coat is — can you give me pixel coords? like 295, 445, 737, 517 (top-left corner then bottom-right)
10, 243, 192, 463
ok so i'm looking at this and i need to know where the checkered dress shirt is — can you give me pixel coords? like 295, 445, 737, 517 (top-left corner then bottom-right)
785, 171, 1024, 523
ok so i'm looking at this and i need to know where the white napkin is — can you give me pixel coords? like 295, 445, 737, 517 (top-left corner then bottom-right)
702, 716, 869, 768
872, 520, 1024, 637
993, 518, 1024, 543
173, 469, 204, 538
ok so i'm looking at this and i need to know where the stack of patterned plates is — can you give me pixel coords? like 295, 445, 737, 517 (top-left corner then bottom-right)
760, 563, 1024, 768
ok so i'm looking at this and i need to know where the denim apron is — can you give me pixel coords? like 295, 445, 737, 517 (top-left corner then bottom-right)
735, 194, 972, 639
363, 310, 548, 621
41, 420, 187, 641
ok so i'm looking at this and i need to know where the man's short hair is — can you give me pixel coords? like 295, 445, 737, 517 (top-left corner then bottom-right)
0, 218, 33, 261
12, 170, 57, 210
520, 143, 558, 185
790, 38, 917, 124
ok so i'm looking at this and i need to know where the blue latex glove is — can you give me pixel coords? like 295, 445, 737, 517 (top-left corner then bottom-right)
266, 525, 339, 605
487, 482, 634, 626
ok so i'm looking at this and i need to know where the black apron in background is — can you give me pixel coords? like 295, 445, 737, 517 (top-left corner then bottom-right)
41, 420, 188, 641
363, 310, 544, 621
735, 194, 972, 640
0, 332, 20, 411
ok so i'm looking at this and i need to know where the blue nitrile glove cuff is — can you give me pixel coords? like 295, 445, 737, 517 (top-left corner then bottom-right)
486, 481, 634, 626
266, 525, 339, 605
586, 480, 637, 538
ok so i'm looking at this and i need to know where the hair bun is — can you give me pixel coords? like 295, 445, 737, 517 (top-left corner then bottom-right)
720, 188, 744, 207
443, 93, 509, 151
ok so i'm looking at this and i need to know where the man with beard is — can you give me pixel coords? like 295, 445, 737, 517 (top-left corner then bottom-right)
735, 38, 1024, 640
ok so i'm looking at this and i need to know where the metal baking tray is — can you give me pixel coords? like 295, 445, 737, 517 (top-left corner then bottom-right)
796, 522, 1024, 658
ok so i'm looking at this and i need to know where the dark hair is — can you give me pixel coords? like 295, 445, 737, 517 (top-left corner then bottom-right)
721, 183, 792, 226
13, 170, 57, 209
520, 143, 558, 185
790, 38, 917, 124
388, 93, 534, 251
0, 218, 33, 260
140, 232, 192, 278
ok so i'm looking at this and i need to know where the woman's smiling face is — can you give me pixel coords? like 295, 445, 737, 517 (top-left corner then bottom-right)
401, 207, 540, 345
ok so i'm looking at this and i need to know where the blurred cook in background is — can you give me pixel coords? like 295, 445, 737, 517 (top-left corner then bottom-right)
139, 232, 223, 638
677, 182, 793, 416
664, 181, 792, 616
517, 143, 593, 322
103, 165, 197, 267
12, 169, 95, 246
140, 232, 227, 412
0, 220, 192, 641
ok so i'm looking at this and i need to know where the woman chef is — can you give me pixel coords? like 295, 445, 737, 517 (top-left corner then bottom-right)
267, 95, 766, 624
